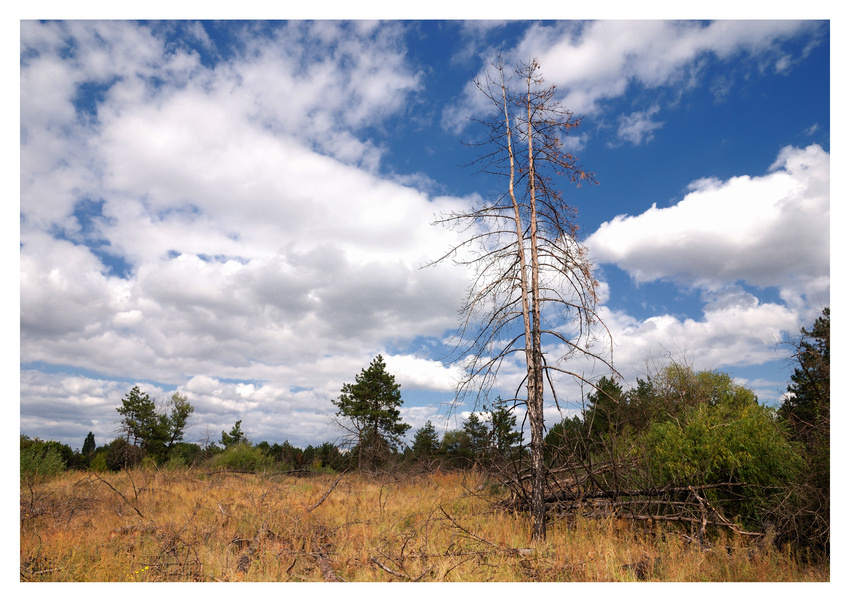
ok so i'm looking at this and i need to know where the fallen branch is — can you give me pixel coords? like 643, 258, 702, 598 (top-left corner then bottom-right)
308, 471, 347, 513
688, 486, 762, 537
92, 472, 145, 519
370, 555, 408, 580
313, 544, 342, 582
439, 506, 532, 556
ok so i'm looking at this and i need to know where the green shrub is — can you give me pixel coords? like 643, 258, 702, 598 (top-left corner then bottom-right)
90, 452, 108, 473
21, 444, 66, 482
212, 443, 273, 472
163, 454, 187, 470
645, 401, 804, 526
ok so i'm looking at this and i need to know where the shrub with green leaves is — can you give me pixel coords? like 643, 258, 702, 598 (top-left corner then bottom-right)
644, 399, 804, 526
212, 443, 273, 472
20, 442, 66, 481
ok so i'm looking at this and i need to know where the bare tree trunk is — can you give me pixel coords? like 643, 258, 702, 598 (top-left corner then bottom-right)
430, 56, 616, 545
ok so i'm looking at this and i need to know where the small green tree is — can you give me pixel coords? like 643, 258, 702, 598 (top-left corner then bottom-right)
20, 435, 67, 482
463, 413, 490, 459
269, 440, 303, 467
411, 420, 441, 458
81, 431, 96, 459
116, 386, 158, 449
220, 420, 248, 449
163, 392, 194, 448
635, 364, 803, 530
583, 376, 625, 439
332, 355, 411, 468
213, 443, 271, 472
116, 387, 194, 463
439, 429, 472, 461
485, 397, 523, 456
317, 441, 345, 470
644, 398, 803, 528
779, 307, 829, 448
543, 415, 585, 463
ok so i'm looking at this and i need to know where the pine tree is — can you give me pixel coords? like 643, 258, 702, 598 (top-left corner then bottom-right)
486, 397, 522, 455
583, 376, 625, 439
463, 413, 490, 459
220, 420, 248, 448
780, 308, 829, 441
82, 431, 96, 458
778, 308, 830, 551
333, 355, 411, 468
411, 420, 440, 458
116, 386, 159, 448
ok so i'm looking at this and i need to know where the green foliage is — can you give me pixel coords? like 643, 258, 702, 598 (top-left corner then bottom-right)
583, 376, 625, 438
220, 420, 248, 449
622, 366, 758, 432
777, 307, 830, 552
439, 429, 472, 460
212, 442, 272, 472
90, 452, 108, 473
169, 442, 203, 467
333, 355, 411, 467
20, 435, 67, 481
81, 431, 96, 459
462, 413, 490, 459
544, 415, 585, 462
268, 440, 303, 467
164, 393, 195, 447
645, 402, 802, 487
411, 421, 441, 458
116, 387, 194, 463
485, 397, 523, 455
642, 371, 804, 527
98, 437, 143, 470
116, 386, 158, 448
779, 307, 829, 453
434, 401, 523, 466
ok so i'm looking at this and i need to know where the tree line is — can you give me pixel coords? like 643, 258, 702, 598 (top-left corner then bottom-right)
19, 356, 522, 477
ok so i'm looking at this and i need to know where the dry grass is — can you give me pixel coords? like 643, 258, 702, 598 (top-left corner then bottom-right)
20, 467, 828, 582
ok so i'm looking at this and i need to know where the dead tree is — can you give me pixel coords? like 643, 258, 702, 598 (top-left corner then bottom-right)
431, 57, 616, 541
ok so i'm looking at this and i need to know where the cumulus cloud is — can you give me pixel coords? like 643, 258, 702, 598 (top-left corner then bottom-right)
585, 144, 829, 298
447, 20, 821, 135
19, 21, 474, 446
578, 144, 828, 401
599, 295, 798, 376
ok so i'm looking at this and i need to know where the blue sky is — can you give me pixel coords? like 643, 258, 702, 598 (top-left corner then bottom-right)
18, 18, 831, 450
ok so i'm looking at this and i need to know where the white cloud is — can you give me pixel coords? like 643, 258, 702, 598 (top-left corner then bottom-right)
585, 144, 829, 299
597, 295, 798, 380
19, 21, 474, 448
448, 20, 821, 135
616, 105, 663, 145
383, 354, 463, 392
575, 143, 828, 401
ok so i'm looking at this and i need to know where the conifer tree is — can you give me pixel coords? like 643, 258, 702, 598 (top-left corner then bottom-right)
82, 431, 96, 458
333, 355, 411, 468
412, 420, 440, 458
220, 419, 248, 448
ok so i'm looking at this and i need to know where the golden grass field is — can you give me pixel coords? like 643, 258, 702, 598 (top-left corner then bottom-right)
20, 467, 828, 582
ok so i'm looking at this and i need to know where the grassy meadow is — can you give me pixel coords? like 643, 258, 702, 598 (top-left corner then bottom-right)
20, 467, 827, 582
